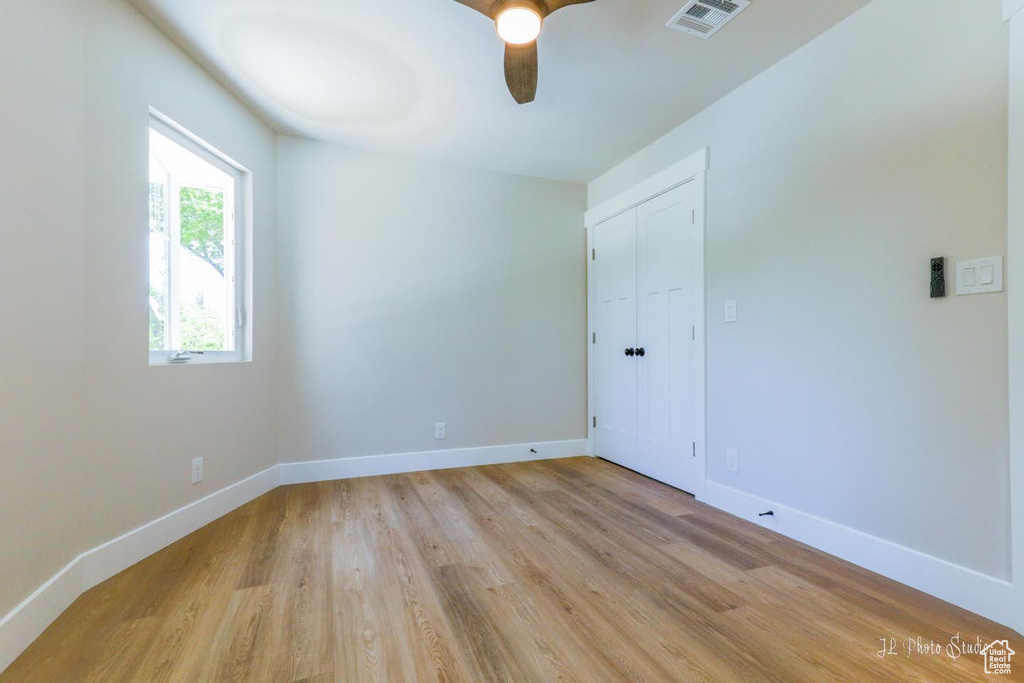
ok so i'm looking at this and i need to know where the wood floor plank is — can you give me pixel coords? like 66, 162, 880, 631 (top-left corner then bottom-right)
330, 503, 387, 681
374, 477, 477, 682
205, 584, 278, 682
3, 456, 1018, 682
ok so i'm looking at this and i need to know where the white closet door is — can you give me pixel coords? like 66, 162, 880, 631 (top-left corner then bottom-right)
593, 209, 638, 471
636, 182, 702, 493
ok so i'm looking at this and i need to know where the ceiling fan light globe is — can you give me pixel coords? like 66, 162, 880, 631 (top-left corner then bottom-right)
495, 7, 542, 45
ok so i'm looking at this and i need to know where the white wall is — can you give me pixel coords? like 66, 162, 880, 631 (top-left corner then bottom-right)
276, 138, 587, 463
590, 0, 1011, 579
0, 0, 88, 622
0, 0, 278, 619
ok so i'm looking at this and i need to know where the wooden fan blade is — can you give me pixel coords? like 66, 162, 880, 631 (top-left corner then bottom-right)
504, 41, 538, 104
452, 0, 501, 19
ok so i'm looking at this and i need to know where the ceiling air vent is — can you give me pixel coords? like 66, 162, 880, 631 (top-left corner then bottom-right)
667, 0, 750, 39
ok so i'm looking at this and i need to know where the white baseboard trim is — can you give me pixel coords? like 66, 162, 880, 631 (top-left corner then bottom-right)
0, 439, 589, 673
279, 439, 589, 486
0, 559, 86, 677
699, 481, 1018, 632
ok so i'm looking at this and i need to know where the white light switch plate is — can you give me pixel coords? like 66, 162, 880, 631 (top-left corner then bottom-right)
724, 300, 737, 323
726, 449, 739, 473
956, 257, 1003, 295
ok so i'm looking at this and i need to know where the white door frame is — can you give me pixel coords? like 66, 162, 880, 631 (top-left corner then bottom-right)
1003, 0, 1024, 636
585, 147, 709, 498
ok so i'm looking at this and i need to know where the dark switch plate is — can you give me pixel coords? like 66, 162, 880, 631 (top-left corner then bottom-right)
931, 257, 946, 298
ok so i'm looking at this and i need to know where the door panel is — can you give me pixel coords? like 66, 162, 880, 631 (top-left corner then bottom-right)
636, 183, 701, 493
593, 209, 638, 470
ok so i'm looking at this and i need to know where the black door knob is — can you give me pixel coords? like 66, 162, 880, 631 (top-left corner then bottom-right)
636, 347, 646, 357
624, 348, 635, 357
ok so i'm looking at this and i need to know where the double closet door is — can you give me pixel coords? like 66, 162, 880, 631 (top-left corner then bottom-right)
593, 181, 703, 494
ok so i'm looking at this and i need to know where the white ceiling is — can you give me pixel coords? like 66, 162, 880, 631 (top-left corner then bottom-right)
132, 0, 869, 183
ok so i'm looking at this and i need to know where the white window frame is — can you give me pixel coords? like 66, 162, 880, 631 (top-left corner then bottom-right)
148, 108, 252, 366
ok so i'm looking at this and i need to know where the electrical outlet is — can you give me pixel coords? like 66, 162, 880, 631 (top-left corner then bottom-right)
191, 457, 204, 485
434, 422, 447, 440
726, 450, 739, 473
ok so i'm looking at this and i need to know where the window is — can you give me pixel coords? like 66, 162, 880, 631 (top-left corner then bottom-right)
148, 111, 250, 364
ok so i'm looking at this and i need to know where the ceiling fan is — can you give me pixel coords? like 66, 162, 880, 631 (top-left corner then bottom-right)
454, 0, 595, 105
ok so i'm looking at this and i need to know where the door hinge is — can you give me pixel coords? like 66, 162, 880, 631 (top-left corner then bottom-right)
591, 248, 596, 261
692, 442, 696, 458
692, 208, 696, 225
592, 332, 596, 344
593, 416, 597, 428
691, 325, 695, 341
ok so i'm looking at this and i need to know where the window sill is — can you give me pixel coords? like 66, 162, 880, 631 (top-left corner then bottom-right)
149, 352, 250, 367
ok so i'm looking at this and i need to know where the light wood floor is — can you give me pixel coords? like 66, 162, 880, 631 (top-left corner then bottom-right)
5, 457, 1019, 681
